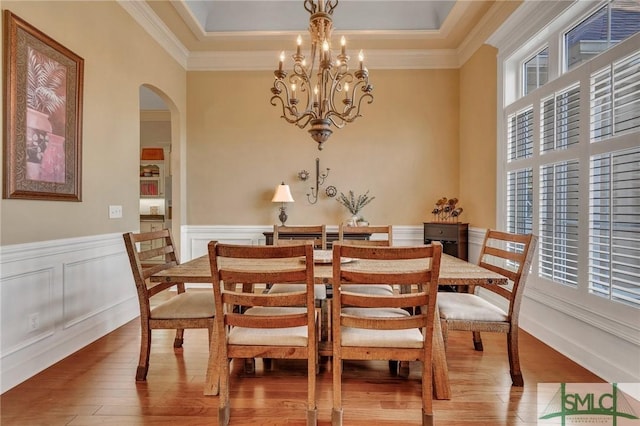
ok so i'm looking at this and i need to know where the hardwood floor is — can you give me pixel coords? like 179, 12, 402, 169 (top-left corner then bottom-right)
1, 319, 601, 425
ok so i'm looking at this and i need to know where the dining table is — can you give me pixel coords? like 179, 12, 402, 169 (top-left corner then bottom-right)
150, 250, 508, 400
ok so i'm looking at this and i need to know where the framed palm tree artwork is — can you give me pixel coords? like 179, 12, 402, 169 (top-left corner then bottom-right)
3, 10, 84, 201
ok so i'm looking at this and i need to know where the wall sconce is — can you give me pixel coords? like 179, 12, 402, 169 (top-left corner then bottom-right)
299, 157, 333, 204
271, 182, 295, 225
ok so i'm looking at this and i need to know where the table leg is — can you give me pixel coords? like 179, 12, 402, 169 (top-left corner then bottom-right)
432, 305, 451, 400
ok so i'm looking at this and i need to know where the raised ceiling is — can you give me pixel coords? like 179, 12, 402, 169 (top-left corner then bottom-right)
125, 0, 518, 69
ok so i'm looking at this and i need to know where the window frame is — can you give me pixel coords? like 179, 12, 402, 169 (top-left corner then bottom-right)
495, 0, 640, 318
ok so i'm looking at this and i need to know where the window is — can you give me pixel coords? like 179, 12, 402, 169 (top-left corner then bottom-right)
565, 0, 640, 71
502, 1, 640, 308
507, 108, 534, 161
589, 146, 640, 308
541, 84, 581, 152
539, 160, 580, 286
590, 50, 640, 141
524, 48, 549, 95
507, 168, 533, 235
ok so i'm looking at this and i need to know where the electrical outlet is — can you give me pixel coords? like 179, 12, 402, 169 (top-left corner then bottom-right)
28, 313, 39, 331
109, 205, 123, 219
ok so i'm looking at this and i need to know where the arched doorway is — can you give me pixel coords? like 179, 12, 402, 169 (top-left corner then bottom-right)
138, 85, 174, 242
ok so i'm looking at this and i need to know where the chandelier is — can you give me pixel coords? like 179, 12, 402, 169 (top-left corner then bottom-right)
270, 0, 374, 150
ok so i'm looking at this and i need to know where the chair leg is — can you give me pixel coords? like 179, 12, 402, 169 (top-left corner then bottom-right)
422, 410, 434, 426
388, 360, 398, 375
204, 326, 220, 396
421, 354, 434, 426
332, 409, 343, 426
136, 323, 151, 381
332, 355, 343, 426
307, 352, 317, 426
399, 361, 410, 378
307, 409, 318, 426
244, 358, 256, 374
218, 353, 231, 426
472, 331, 483, 351
440, 319, 448, 348
507, 329, 523, 386
174, 328, 185, 348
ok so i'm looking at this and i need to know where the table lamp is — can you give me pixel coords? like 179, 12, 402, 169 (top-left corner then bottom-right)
271, 182, 294, 225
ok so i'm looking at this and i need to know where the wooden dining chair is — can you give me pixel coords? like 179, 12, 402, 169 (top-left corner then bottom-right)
339, 224, 393, 247
338, 224, 395, 296
331, 242, 442, 426
437, 229, 537, 386
122, 229, 218, 394
208, 241, 318, 426
269, 224, 329, 341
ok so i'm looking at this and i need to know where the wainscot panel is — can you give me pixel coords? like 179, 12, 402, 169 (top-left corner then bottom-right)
0, 233, 139, 393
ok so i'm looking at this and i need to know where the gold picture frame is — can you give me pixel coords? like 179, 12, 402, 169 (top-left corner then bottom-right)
3, 10, 84, 201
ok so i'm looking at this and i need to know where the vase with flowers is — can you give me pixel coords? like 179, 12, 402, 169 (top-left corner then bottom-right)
337, 190, 375, 225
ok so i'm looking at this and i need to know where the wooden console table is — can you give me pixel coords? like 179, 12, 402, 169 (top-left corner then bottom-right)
263, 231, 370, 248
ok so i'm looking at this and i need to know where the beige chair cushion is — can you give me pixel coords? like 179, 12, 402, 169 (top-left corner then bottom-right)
150, 291, 215, 319
341, 284, 394, 296
438, 293, 508, 322
340, 307, 423, 348
268, 283, 327, 300
228, 307, 312, 346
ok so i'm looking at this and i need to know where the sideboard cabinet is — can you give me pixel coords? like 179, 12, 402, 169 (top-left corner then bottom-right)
423, 222, 468, 261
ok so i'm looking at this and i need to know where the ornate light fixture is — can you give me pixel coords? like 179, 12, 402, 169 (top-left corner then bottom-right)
270, 0, 374, 150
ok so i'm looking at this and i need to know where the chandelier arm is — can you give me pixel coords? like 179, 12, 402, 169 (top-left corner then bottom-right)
270, 93, 318, 127
326, 92, 373, 125
326, 0, 338, 14
303, 0, 316, 14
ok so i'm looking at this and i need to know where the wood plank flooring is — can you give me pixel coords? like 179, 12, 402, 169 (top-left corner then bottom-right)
1, 319, 602, 425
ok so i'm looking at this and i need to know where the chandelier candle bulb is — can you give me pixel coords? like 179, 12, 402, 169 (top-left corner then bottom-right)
296, 35, 302, 56
341, 36, 346, 55
359, 50, 364, 70
279, 51, 285, 71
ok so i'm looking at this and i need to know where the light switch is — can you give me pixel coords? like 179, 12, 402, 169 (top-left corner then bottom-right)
109, 205, 123, 219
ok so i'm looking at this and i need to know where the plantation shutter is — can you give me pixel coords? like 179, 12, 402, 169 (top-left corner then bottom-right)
589, 146, 640, 308
539, 160, 580, 286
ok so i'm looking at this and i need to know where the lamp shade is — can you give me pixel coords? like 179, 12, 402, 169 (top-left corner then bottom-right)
272, 182, 294, 203
141, 148, 164, 160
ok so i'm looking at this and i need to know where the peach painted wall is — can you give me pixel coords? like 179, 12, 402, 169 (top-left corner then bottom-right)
186, 69, 461, 226
459, 44, 499, 229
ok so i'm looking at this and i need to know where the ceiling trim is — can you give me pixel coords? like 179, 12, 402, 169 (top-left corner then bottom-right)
187, 49, 459, 71
171, 0, 458, 42
456, 0, 515, 67
438, 0, 475, 40
118, 0, 189, 68
120, 1, 495, 71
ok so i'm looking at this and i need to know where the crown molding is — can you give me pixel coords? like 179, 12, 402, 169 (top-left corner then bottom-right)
486, 0, 577, 56
457, 0, 517, 67
188, 48, 459, 71
117, 0, 189, 69
121, 1, 482, 71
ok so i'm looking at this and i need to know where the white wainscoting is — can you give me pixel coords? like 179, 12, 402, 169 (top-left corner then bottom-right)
180, 225, 430, 260
0, 233, 138, 393
2, 225, 636, 393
